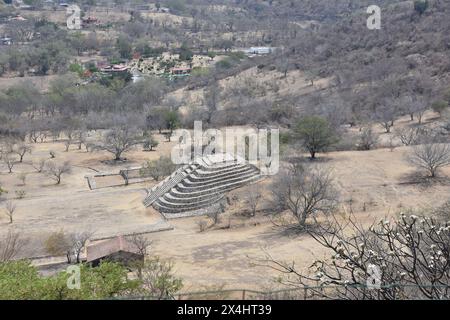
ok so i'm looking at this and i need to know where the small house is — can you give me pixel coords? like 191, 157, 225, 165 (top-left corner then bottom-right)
85, 236, 143, 268
171, 67, 191, 76
100, 64, 130, 73
246, 47, 275, 55
0, 37, 12, 46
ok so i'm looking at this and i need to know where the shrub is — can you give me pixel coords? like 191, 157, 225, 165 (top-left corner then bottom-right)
432, 100, 448, 116
414, 0, 428, 15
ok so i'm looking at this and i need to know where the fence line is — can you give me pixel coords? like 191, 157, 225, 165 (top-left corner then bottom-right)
115, 283, 450, 300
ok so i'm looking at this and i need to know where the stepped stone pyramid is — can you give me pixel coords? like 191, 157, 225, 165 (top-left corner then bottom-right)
143, 153, 261, 218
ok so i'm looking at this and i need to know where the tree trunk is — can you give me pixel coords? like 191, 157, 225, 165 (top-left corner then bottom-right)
299, 211, 307, 228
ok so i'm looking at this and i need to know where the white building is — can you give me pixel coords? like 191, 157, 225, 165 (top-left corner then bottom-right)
246, 47, 275, 55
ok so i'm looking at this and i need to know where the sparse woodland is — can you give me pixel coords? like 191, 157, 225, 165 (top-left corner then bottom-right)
0, 0, 450, 299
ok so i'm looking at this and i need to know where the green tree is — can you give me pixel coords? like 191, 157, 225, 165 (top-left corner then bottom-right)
69, 263, 139, 299
0, 184, 7, 198
178, 45, 193, 61
117, 35, 132, 60
142, 132, 159, 151
0, 261, 139, 300
69, 63, 84, 76
414, 0, 428, 15
0, 259, 182, 300
0, 260, 44, 300
164, 110, 179, 135
44, 230, 70, 257
432, 101, 448, 116
141, 156, 177, 181
294, 116, 338, 159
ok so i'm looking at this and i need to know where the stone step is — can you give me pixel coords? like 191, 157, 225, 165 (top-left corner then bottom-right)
196, 161, 241, 172
163, 189, 223, 204
168, 174, 261, 199
154, 194, 223, 213
145, 153, 262, 215
193, 164, 248, 177
176, 170, 259, 193
187, 166, 253, 182
143, 163, 194, 206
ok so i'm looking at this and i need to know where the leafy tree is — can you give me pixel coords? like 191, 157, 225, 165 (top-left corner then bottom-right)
164, 110, 179, 135
44, 230, 70, 257
178, 45, 194, 61
0, 260, 44, 300
0, 259, 182, 299
432, 101, 448, 117
117, 35, 133, 60
142, 132, 159, 151
414, 0, 429, 15
96, 127, 142, 161
294, 116, 338, 159
0, 185, 7, 198
0, 261, 139, 300
141, 156, 177, 181
69, 63, 84, 76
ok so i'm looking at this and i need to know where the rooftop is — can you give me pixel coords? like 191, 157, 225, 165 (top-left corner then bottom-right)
86, 236, 139, 262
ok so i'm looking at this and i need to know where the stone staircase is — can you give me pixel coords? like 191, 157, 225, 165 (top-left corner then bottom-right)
143, 154, 261, 217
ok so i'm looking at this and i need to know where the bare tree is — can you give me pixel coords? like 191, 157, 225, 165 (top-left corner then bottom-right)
408, 143, 450, 178
64, 129, 75, 152
271, 163, 338, 228
395, 127, 423, 146
204, 82, 221, 125
68, 231, 94, 264
2, 153, 16, 174
4, 201, 16, 224
127, 234, 152, 257
75, 130, 86, 150
44, 161, 72, 184
96, 127, 142, 161
136, 258, 183, 299
402, 95, 428, 123
261, 213, 450, 300
375, 103, 396, 133
0, 230, 29, 262
13, 142, 32, 163
18, 172, 27, 186
31, 158, 47, 173
207, 205, 224, 226
357, 127, 379, 151
245, 184, 262, 217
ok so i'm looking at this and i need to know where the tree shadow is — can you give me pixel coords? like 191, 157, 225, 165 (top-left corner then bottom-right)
285, 155, 334, 165
399, 171, 450, 190
100, 158, 130, 166
258, 217, 319, 242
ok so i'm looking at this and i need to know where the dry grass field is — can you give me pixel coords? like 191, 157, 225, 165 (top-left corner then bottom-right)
1, 111, 450, 290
